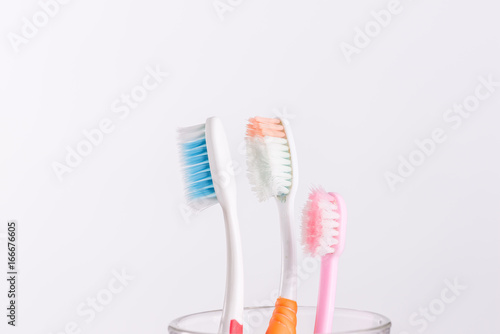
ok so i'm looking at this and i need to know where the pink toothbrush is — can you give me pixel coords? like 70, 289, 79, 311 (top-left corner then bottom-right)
301, 188, 347, 334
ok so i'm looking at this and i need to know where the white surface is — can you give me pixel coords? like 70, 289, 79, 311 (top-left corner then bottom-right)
0, 0, 499, 333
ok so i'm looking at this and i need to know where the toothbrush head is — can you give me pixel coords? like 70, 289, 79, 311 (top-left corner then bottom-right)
245, 117, 296, 202
301, 188, 347, 257
177, 123, 218, 211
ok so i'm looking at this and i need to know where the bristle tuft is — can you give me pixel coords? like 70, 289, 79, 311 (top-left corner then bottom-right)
245, 117, 292, 201
301, 187, 340, 256
177, 124, 218, 211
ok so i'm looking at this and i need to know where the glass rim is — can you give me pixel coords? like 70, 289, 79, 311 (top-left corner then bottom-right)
168, 306, 391, 334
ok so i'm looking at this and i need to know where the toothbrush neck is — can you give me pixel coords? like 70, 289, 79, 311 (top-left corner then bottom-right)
276, 198, 298, 301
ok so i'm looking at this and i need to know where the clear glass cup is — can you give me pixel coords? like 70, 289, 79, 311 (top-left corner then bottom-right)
169, 306, 391, 334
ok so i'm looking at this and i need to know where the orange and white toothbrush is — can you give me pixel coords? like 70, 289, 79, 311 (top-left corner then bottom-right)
246, 117, 298, 334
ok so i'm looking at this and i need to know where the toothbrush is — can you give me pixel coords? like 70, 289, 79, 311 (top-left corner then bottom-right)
301, 188, 347, 334
245, 117, 298, 334
178, 117, 244, 334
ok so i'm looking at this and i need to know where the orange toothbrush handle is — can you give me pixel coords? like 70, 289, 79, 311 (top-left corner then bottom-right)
266, 297, 298, 334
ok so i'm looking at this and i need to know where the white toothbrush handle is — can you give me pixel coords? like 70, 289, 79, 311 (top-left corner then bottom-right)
219, 204, 244, 334
205, 117, 244, 333
276, 198, 298, 301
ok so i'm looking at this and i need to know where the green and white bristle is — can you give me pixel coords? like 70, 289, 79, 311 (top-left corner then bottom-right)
245, 117, 293, 202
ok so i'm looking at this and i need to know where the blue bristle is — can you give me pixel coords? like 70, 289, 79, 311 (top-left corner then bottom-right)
186, 170, 212, 183
184, 153, 209, 166
183, 144, 207, 158
183, 138, 206, 150
189, 187, 216, 200
187, 178, 214, 193
178, 125, 218, 208
185, 162, 210, 175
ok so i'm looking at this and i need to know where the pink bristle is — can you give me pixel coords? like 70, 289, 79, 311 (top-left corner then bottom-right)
301, 187, 339, 256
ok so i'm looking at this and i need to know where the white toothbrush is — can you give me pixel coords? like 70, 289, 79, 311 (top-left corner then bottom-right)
178, 117, 244, 334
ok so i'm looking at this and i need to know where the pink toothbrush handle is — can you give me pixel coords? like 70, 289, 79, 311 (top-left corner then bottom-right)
314, 254, 339, 334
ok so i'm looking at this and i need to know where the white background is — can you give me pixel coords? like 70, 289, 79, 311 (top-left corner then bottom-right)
1, 0, 499, 333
